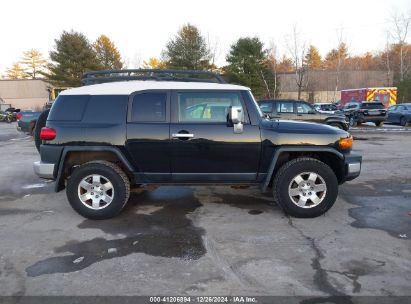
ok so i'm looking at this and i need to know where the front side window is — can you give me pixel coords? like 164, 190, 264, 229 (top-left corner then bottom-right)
277, 102, 294, 113
131, 92, 166, 122
296, 102, 313, 114
259, 102, 273, 113
178, 92, 243, 123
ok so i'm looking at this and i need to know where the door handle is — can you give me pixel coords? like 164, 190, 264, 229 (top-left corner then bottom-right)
172, 133, 194, 138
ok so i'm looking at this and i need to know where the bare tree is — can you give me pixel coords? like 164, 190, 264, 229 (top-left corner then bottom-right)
266, 39, 280, 98
383, 31, 392, 86
391, 11, 410, 81
207, 34, 221, 71
333, 27, 346, 102
286, 25, 307, 100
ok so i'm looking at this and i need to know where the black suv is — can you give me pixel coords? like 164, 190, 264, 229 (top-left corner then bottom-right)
33, 69, 361, 219
258, 99, 349, 130
342, 101, 386, 127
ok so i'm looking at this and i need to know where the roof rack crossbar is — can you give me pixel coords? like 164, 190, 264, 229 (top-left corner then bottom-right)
82, 69, 225, 85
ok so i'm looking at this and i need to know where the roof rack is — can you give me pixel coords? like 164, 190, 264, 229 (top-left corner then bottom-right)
82, 69, 226, 85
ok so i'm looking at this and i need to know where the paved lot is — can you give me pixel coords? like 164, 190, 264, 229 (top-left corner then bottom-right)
0, 122, 410, 298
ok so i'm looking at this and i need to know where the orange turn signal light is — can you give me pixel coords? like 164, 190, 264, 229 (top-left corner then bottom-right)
338, 136, 353, 149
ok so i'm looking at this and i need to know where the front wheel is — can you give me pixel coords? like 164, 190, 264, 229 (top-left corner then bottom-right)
328, 122, 344, 129
400, 116, 408, 127
66, 161, 130, 220
272, 157, 338, 218
348, 116, 357, 127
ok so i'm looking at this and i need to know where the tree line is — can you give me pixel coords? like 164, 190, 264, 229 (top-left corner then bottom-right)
3, 19, 411, 101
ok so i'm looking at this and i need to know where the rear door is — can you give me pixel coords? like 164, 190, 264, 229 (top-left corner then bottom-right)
169, 90, 261, 182
126, 90, 171, 181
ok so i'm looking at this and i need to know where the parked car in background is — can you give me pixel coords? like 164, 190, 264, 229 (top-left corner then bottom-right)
16, 111, 42, 134
313, 103, 339, 114
342, 101, 386, 127
258, 99, 349, 130
386, 103, 411, 126
0, 108, 20, 123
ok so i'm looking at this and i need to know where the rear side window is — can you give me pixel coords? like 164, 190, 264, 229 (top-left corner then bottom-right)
131, 92, 167, 122
361, 103, 385, 109
82, 95, 128, 123
48, 95, 90, 121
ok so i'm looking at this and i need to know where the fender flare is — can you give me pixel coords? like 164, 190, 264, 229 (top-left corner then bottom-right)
261, 146, 344, 192
55, 146, 135, 192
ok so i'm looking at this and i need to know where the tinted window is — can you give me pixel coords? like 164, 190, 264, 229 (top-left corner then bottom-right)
277, 102, 294, 113
48, 95, 90, 121
259, 101, 273, 113
397, 105, 405, 111
131, 92, 166, 122
178, 92, 242, 123
361, 103, 385, 109
83, 95, 128, 123
296, 102, 313, 114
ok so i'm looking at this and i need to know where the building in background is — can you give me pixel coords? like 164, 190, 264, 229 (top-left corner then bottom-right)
278, 70, 393, 102
0, 79, 49, 111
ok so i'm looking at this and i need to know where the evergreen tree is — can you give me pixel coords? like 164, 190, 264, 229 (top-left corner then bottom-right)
94, 35, 123, 70
162, 24, 210, 70
48, 31, 102, 86
304, 45, 322, 70
225, 37, 276, 99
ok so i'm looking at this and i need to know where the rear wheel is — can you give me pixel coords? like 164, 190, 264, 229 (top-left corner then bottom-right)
66, 161, 130, 220
272, 157, 338, 218
375, 121, 383, 127
34, 109, 50, 152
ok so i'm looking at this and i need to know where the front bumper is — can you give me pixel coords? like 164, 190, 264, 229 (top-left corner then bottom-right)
33, 161, 55, 179
343, 153, 362, 181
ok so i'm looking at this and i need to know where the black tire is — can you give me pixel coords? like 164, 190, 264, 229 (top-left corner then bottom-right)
34, 109, 50, 152
328, 122, 343, 129
272, 157, 338, 218
400, 116, 407, 127
348, 116, 357, 127
66, 161, 130, 220
375, 121, 383, 127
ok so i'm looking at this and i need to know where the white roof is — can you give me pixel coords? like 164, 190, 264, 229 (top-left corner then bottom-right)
60, 80, 250, 95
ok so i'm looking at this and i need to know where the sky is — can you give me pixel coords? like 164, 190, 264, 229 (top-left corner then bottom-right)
0, 0, 410, 74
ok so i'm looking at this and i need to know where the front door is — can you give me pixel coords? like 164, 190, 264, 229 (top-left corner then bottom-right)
294, 101, 323, 122
169, 90, 261, 182
273, 100, 296, 120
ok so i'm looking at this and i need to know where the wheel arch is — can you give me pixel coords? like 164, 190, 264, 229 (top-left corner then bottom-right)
55, 146, 135, 192
262, 146, 344, 192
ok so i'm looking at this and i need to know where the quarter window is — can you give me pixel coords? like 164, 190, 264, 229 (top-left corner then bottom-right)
131, 92, 166, 122
178, 92, 243, 123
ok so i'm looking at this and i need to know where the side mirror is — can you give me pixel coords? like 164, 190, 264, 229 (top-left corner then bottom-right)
229, 106, 244, 134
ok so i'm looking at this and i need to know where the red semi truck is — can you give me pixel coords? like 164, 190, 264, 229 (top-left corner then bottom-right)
340, 87, 397, 108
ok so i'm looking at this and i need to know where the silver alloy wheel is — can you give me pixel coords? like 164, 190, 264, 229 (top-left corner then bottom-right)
288, 172, 327, 208
77, 174, 114, 210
